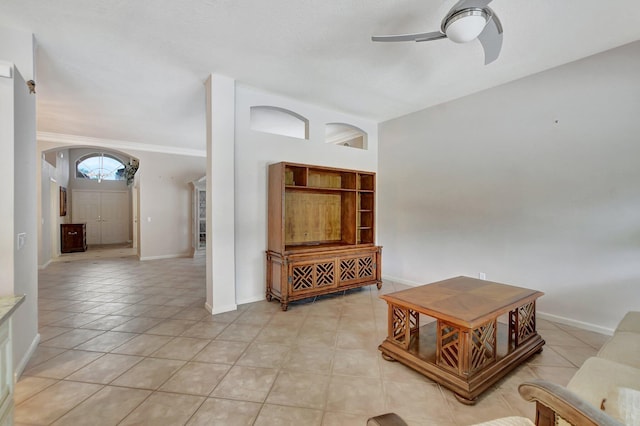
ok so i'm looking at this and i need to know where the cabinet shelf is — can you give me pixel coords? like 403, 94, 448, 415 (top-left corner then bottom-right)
267, 162, 382, 311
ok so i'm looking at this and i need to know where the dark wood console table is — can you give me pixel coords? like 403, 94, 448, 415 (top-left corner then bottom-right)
61, 223, 87, 253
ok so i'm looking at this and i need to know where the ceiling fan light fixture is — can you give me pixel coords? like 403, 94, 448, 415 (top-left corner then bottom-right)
443, 8, 488, 43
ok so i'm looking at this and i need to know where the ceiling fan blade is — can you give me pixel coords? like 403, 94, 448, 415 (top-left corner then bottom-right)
477, 9, 503, 64
372, 31, 446, 43
450, 0, 493, 12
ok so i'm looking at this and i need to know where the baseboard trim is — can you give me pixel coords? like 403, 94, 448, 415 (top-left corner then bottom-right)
139, 253, 190, 261
15, 333, 40, 380
537, 311, 614, 336
204, 302, 238, 316
381, 274, 421, 287
236, 295, 266, 306
38, 259, 52, 270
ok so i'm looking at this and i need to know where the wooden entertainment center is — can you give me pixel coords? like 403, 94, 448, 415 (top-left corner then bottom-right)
266, 162, 382, 310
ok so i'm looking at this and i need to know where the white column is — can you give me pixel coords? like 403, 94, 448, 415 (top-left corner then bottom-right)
205, 74, 237, 314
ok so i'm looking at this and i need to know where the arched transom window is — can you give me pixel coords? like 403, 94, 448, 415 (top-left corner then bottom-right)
76, 153, 126, 182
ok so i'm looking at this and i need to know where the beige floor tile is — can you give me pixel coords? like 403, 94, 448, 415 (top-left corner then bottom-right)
528, 365, 578, 386
66, 353, 143, 384
49, 313, 107, 328
181, 321, 228, 339
79, 315, 134, 331
254, 325, 301, 346
39, 328, 105, 349
172, 307, 211, 321
23, 350, 104, 379
74, 331, 137, 352
235, 342, 291, 368
159, 361, 230, 395
112, 303, 154, 317
15, 380, 103, 424
446, 389, 516, 425
111, 357, 185, 389
139, 305, 186, 319
51, 386, 150, 426
383, 380, 454, 424
39, 326, 74, 342
145, 319, 198, 336
254, 404, 323, 426
151, 336, 211, 360
335, 329, 379, 351
194, 340, 249, 364
111, 334, 173, 356
216, 323, 263, 342
186, 397, 261, 426
14, 376, 58, 404
119, 392, 205, 425
111, 316, 162, 333
266, 371, 330, 409
321, 411, 370, 426
332, 348, 380, 378
23, 346, 67, 370
283, 346, 335, 374
84, 302, 132, 315
567, 329, 611, 349
526, 346, 574, 367
538, 329, 591, 347
551, 344, 598, 367
379, 356, 436, 384
326, 375, 385, 415
210, 365, 278, 402
296, 329, 337, 349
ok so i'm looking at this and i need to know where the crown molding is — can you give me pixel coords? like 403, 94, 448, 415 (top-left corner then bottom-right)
37, 132, 206, 157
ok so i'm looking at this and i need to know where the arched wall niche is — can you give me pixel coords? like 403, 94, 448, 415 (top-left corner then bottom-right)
250, 106, 309, 140
325, 123, 368, 149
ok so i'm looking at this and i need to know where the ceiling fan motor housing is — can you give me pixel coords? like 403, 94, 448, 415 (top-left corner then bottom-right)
442, 8, 489, 43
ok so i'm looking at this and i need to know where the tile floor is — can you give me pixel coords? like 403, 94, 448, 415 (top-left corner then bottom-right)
15, 254, 610, 425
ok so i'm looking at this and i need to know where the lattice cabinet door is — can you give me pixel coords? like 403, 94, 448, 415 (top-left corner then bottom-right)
288, 259, 337, 295
338, 253, 376, 286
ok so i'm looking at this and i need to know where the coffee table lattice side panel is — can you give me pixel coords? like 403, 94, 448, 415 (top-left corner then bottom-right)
389, 305, 419, 349
509, 301, 536, 347
437, 323, 461, 374
469, 320, 497, 374
437, 320, 497, 376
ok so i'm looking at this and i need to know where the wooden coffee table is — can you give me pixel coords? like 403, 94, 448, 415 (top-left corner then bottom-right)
378, 276, 545, 404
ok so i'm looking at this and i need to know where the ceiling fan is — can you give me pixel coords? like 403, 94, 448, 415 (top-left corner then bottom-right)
371, 0, 503, 65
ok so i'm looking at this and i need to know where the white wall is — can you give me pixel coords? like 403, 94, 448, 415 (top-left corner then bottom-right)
135, 150, 206, 260
378, 41, 640, 333
234, 85, 378, 304
12, 67, 38, 376
1, 27, 38, 379
38, 149, 69, 266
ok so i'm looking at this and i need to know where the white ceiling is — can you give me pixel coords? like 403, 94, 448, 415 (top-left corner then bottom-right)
1, 0, 640, 152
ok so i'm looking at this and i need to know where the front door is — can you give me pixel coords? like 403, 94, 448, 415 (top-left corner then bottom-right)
72, 190, 129, 245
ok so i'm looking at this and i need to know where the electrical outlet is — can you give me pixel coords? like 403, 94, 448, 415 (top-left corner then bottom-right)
479, 272, 486, 280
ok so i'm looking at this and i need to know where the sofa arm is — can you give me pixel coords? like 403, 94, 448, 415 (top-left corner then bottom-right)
518, 380, 624, 426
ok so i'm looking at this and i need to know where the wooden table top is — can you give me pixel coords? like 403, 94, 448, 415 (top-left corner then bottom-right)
381, 276, 543, 329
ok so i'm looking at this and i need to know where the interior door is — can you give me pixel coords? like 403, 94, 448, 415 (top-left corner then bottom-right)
72, 191, 101, 244
100, 192, 129, 244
